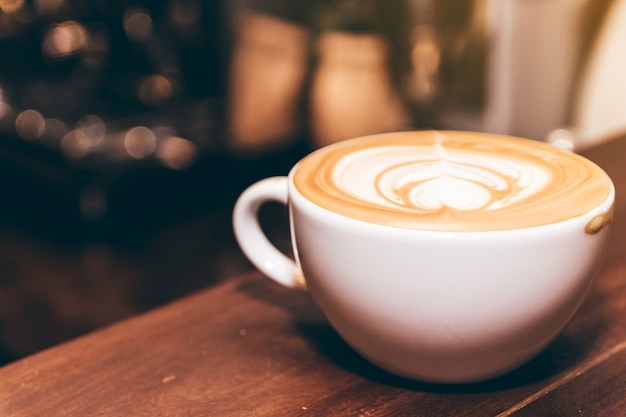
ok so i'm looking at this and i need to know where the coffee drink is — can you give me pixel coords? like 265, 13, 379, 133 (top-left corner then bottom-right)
294, 130, 613, 233
233, 130, 614, 383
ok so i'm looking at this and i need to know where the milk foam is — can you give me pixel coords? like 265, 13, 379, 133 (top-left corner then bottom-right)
293, 131, 614, 232
332, 142, 550, 214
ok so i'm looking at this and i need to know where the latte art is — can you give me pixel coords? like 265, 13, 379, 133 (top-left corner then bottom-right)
333, 144, 550, 214
293, 131, 614, 232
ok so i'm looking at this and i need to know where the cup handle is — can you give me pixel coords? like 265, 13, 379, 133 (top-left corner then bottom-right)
232, 177, 305, 289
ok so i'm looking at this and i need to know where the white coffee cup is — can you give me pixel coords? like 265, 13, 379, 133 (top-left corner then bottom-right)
232, 130, 614, 383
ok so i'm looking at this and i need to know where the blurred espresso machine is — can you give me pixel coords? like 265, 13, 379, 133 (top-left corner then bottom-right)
0, 0, 620, 239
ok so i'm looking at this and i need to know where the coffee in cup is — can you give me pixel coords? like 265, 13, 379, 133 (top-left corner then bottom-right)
233, 130, 614, 383
293, 130, 612, 232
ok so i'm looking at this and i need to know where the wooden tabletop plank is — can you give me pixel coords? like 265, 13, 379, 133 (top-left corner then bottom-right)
1, 257, 625, 417
511, 347, 626, 416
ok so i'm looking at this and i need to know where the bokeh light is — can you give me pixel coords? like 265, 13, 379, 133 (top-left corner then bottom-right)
157, 135, 197, 170
138, 74, 174, 106
76, 114, 106, 148
42, 20, 87, 58
124, 126, 156, 159
123, 6, 152, 42
60, 129, 89, 159
59, 115, 106, 158
15, 109, 45, 140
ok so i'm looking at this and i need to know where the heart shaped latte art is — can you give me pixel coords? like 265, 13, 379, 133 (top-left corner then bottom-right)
333, 144, 550, 214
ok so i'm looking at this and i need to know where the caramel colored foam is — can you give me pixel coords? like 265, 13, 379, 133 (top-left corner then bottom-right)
293, 131, 614, 232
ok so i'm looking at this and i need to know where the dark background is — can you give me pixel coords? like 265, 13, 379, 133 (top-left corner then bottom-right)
0, 0, 310, 364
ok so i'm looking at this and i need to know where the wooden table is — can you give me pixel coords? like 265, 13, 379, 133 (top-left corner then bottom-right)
2, 135, 626, 416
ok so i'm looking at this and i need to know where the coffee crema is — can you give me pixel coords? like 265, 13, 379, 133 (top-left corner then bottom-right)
293, 130, 614, 232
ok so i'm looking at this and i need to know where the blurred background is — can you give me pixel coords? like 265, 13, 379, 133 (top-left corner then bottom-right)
0, 0, 623, 364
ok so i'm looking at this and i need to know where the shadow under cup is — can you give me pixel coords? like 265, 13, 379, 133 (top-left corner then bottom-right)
234, 130, 615, 383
